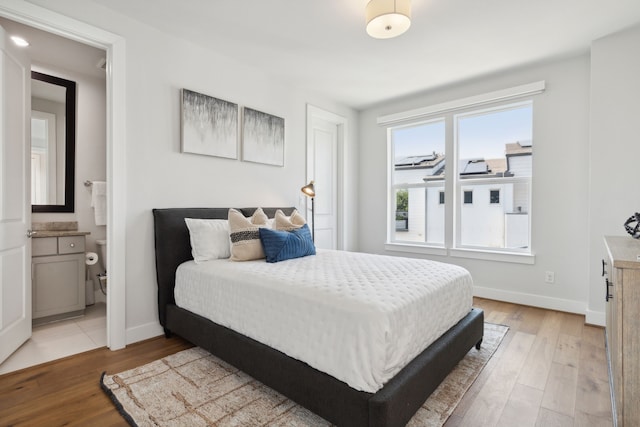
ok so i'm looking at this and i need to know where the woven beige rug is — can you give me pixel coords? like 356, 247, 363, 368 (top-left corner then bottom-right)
101, 323, 507, 426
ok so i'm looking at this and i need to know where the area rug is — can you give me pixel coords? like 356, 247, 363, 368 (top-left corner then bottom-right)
101, 323, 508, 427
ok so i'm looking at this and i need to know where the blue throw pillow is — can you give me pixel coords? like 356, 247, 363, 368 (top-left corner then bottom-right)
259, 224, 316, 263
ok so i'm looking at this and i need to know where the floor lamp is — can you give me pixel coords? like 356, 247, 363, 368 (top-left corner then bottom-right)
301, 180, 315, 242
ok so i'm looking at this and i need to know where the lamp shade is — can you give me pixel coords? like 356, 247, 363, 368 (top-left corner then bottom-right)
301, 180, 315, 198
366, 0, 411, 39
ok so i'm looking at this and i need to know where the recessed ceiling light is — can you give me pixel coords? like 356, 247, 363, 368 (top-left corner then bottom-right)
10, 36, 29, 47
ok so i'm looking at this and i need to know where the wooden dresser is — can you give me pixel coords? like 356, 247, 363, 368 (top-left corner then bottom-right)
604, 236, 640, 427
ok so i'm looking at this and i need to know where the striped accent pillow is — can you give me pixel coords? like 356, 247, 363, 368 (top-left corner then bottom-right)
259, 224, 316, 263
228, 208, 269, 261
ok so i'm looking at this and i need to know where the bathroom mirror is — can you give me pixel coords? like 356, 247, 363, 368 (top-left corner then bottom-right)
31, 71, 76, 213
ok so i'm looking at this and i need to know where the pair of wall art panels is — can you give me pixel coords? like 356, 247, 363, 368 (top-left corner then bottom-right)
180, 88, 284, 167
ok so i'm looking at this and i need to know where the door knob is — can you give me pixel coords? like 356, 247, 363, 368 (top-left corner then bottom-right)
27, 229, 37, 238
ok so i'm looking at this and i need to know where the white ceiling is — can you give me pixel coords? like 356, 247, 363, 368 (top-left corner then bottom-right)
6, 1, 640, 109
88, 0, 640, 109
0, 16, 106, 79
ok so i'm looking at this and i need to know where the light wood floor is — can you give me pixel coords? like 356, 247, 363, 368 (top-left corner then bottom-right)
446, 298, 612, 427
0, 298, 612, 426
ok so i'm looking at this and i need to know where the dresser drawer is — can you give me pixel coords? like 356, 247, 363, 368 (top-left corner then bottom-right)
32, 237, 58, 256
58, 236, 85, 254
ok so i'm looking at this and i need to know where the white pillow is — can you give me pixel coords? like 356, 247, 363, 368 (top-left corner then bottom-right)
184, 218, 231, 263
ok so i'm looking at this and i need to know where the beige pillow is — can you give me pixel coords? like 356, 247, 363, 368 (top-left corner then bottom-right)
274, 209, 306, 231
228, 208, 269, 261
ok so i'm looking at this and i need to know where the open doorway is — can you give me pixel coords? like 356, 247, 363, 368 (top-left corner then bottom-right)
0, 17, 107, 374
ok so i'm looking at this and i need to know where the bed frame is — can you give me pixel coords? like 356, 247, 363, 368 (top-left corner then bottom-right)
153, 207, 484, 427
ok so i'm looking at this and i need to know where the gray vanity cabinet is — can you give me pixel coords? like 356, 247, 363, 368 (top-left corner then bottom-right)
32, 235, 86, 323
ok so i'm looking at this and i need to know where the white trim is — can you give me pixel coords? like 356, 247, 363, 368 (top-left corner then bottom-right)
377, 80, 545, 126
106, 35, 127, 351
585, 309, 606, 327
474, 285, 586, 315
125, 321, 164, 345
306, 104, 348, 250
0, 0, 127, 350
384, 243, 447, 256
0, 0, 118, 48
383, 243, 535, 264
450, 247, 535, 264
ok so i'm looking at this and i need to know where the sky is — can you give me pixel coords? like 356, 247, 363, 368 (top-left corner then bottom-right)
393, 104, 533, 160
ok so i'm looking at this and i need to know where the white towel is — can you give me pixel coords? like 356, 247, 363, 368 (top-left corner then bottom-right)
91, 181, 107, 226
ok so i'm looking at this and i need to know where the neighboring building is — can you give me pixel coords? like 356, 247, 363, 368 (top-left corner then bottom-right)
394, 142, 532, 248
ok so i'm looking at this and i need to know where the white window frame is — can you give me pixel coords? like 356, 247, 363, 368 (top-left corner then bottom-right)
387, 117, 447, 250
382, 82, 543, 264
453, 101, 533, 255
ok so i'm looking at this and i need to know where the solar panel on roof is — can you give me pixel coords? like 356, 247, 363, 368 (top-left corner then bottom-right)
395, 154, 436, 166
460, 160, 488, 174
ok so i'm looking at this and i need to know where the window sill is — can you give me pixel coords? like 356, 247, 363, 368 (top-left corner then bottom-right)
385, 243, 447, 256
384, 243, 535, 264
449, 248, 535, 264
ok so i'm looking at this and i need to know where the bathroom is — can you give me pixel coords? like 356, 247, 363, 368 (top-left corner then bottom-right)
0, 17, 107, 374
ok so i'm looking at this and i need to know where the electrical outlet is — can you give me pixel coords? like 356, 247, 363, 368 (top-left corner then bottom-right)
545, 271, 555, 284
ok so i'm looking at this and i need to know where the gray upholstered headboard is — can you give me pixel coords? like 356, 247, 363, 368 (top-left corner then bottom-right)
152, 207, 295, 327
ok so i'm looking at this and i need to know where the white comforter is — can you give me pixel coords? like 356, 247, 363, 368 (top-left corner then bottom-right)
174, 249, 473, 393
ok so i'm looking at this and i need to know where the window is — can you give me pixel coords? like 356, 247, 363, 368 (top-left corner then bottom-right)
463, 190, 473, 204
456, 104, 532, 250
490, 190, 500, 204
390, 119, 445, 245
385, 85, 537, 257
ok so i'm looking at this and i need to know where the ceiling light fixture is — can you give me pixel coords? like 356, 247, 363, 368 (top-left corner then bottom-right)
366, 0, 411, 39
10, 35, 29, 47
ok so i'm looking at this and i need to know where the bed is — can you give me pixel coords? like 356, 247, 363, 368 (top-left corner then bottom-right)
153, 207, 484, 427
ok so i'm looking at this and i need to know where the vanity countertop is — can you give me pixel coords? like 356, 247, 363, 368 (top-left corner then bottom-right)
33, 230, 90, 238
31, 221, 90, 238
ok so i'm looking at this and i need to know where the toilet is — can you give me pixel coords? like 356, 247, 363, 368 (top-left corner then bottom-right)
96, 239, 107, 273
95, 239, 108, 294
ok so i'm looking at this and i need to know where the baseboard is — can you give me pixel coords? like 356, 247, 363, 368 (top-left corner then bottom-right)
126, 321, 164, 345
585, 309, 606, 327
473, 285, 599, 320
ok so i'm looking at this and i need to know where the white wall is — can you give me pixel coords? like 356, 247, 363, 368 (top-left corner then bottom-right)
359, 55, 591, 316
588, 24, 640, 323
25, 1, 635, 339
30, 62, 107, 299
25, 0, 359, 343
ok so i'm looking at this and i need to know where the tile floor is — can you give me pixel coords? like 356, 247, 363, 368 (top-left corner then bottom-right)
0, 302, 106, 375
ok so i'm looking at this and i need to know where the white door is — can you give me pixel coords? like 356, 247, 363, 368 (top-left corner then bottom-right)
0, 25, 31, 364
306, 106, 344, 250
